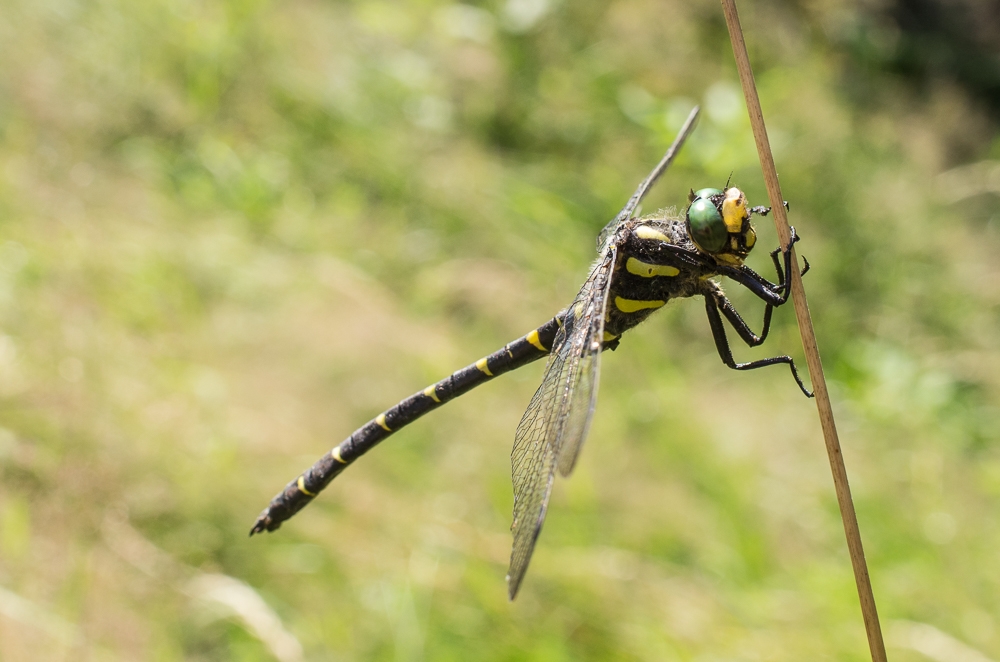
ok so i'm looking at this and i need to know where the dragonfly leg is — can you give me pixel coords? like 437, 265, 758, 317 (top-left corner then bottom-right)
768, 226, 808, 295
706, 285, 773, 347
749, 200, 789, 217
722, 266, 786, 307
704, 292, 813, 397
724, 226, 806, 306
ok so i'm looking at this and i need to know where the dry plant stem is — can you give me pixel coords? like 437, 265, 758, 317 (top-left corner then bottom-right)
720, 1, 889, 661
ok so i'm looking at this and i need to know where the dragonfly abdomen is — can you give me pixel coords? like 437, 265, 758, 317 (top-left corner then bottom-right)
250, 315, 563, 534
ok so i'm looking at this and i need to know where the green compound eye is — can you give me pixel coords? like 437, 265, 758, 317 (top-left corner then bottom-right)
692, 187, 723, 201
687, 197, 728, 253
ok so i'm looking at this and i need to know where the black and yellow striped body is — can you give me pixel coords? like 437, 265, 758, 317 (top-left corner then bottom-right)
604, 212, 729, 345
251, 317, 562, 532
251, 109, 812, 599
252, 209, 771, 535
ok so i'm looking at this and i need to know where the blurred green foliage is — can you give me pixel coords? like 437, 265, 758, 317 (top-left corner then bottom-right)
1, 0, 1000, 660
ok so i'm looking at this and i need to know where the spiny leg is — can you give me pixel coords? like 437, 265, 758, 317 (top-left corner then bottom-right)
768, 226, 803, 302
707, 226, 809, 351
718, 227, 804, 308
770, 253, 810, 286
749, 200, 790, 216
769, 227, 809, 293
707, 287, 774, 348
704, 293, 813, 397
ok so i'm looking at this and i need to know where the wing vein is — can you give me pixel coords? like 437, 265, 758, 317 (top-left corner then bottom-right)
507, 244, 617, 599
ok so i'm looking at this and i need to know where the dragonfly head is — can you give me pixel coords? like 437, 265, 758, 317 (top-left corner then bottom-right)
686, 187, 757, 264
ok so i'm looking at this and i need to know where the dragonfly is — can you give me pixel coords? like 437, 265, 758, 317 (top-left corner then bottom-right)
250, 106, 812, 599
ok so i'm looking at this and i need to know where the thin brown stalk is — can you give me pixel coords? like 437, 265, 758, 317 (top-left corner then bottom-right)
719, 2, 888, 661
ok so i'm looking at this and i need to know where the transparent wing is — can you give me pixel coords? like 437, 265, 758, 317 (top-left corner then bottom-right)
507, 244, 617, 599
597, 105, 701, 248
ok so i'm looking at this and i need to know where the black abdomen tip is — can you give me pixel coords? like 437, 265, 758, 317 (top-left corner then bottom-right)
249, 510, 281, 536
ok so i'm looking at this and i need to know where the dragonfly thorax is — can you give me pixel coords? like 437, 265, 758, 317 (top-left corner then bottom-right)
686, 186, 757, 266
602, 213, 714, 343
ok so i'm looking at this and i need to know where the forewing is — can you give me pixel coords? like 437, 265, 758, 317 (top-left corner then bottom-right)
507, 245, 616, 599
597, 105, 700, 247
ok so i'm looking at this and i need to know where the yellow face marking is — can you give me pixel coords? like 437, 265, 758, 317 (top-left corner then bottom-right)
615, 296, 666, 313
297, 476, 317, 497
634, 225, 670, 242
625, 257, 679, 278
715, 253, 744, 266
423, 384, 441, 403
746, 226, 756, 248
526, 329, 547, 352
603, 331, 618, 342
331, 446, 347, 464
721, 188, 748, 233
475, 357, 493, 376
376, 413, 391, 431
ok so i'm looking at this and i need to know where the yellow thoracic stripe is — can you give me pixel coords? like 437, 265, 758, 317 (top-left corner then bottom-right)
376, 413, 391, 431
297, 476, 317, 496
615, 296, 666, 313
526, 329, 547, 351
625, 257, 680, 278
475, 357, 493, 376
423, 384, 441, 402
331, 445, 347, 464
603, 331, 618, 342
634, 225, 670, 242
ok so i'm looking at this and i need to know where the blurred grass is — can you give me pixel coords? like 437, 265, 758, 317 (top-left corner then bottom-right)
2, 0, 1000, 660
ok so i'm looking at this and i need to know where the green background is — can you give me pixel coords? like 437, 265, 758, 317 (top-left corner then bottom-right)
1, 0, 999, 659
